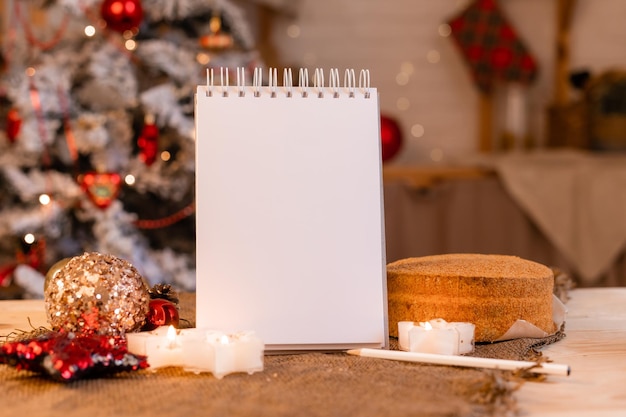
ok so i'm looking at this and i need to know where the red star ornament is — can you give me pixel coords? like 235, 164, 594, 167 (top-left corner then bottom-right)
447, 0, 539, 93
0, 332, 148, 382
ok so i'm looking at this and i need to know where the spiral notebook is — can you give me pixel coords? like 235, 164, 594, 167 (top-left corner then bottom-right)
195, 67, 388, 351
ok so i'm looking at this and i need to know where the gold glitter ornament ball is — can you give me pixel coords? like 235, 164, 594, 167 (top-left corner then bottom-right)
44, 252, 150, 336
44, 257, 71, 293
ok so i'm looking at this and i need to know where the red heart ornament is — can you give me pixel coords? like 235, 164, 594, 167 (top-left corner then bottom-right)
80, 172, 122, 209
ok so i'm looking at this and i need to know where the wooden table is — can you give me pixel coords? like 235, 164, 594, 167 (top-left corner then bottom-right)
517, 288, 626, 416
1, 288, 625, 416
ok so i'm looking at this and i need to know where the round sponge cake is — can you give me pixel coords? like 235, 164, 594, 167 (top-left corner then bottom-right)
387, 254, 555, 342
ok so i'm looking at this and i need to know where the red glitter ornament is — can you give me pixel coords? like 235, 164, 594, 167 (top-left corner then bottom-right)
143, 298, 180, 331
79, 172, 122, 209
137, 119, 159, 166
100, 0, 144, 33
0, 332, 148, 382
380, 115, 403, 162
6, 108, 21, 143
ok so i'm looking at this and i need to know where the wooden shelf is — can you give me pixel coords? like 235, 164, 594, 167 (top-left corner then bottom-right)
382, 165, 493, 189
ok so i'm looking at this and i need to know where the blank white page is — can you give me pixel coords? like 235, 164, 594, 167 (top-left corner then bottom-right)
195, 70, 387, 351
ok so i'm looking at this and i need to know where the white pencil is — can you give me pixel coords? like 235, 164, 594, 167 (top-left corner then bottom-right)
346, 348, 570, 377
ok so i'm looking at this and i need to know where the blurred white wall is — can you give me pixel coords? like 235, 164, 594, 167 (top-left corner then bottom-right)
267, 0, 626, 165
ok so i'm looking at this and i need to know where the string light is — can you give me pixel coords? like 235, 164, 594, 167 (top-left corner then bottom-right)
84, 25, 96, 37
39, 194, 51, 205
124, 174, 136, 185
401, 62, 415, 75
411, 124, 425, 138
24, 233, 35, 245
287, 24, 301, 38
302, 52, 317, 66
396, 72, 409, 86
438, 23, 452, 37
426, 50, 441, 64
396, 97, 410, 111
430, 148, 444, 162
160, 151, 171, 162
125, 39, 137, 50
196, 52, 211, 65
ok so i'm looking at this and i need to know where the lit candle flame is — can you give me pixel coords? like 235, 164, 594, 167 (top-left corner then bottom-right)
167, 325, 177, 347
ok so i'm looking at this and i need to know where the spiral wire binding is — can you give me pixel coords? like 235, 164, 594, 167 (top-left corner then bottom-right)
314, 68, 324, 98
220, 67, 229, 97
359, 69, 371, 99
237, 67, 246, 97
253, 67, 263, 97
269, 67, 278, 98
299, 68, 309, 98
344, 69, 356, 98
283, 68, 293, 97
203, 67, 372, 99
329, 68, 340, 98
206, 68, 214, 97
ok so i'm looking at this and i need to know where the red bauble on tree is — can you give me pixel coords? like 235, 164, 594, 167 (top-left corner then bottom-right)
380, 114, 403, 162
100, 0, 144, 33
6, 108, 21, 143
137, 117, 159, 166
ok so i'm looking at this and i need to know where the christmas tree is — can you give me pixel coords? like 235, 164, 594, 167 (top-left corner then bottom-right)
0, 0, 263, 298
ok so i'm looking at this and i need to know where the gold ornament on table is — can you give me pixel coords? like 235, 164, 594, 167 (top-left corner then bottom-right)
44, 252, 150, 336
44, 257, 71, 292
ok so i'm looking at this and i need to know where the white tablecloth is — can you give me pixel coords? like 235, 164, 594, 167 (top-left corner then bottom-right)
486, 150, 626, 285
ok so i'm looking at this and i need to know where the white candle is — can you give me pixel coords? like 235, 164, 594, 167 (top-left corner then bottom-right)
397, 321, 414, 353
126, 325, 183, 369
429, 319, 475, 355
126, 326, 264, 378
181, 330, 264, 379
398, 319, 475, 355
409, 321, 459, 355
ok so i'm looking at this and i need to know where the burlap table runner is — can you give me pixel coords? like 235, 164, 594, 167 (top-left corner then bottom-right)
0, 292, 566, 417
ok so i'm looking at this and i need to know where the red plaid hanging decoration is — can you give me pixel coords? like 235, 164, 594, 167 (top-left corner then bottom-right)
447, 0, 539, 94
